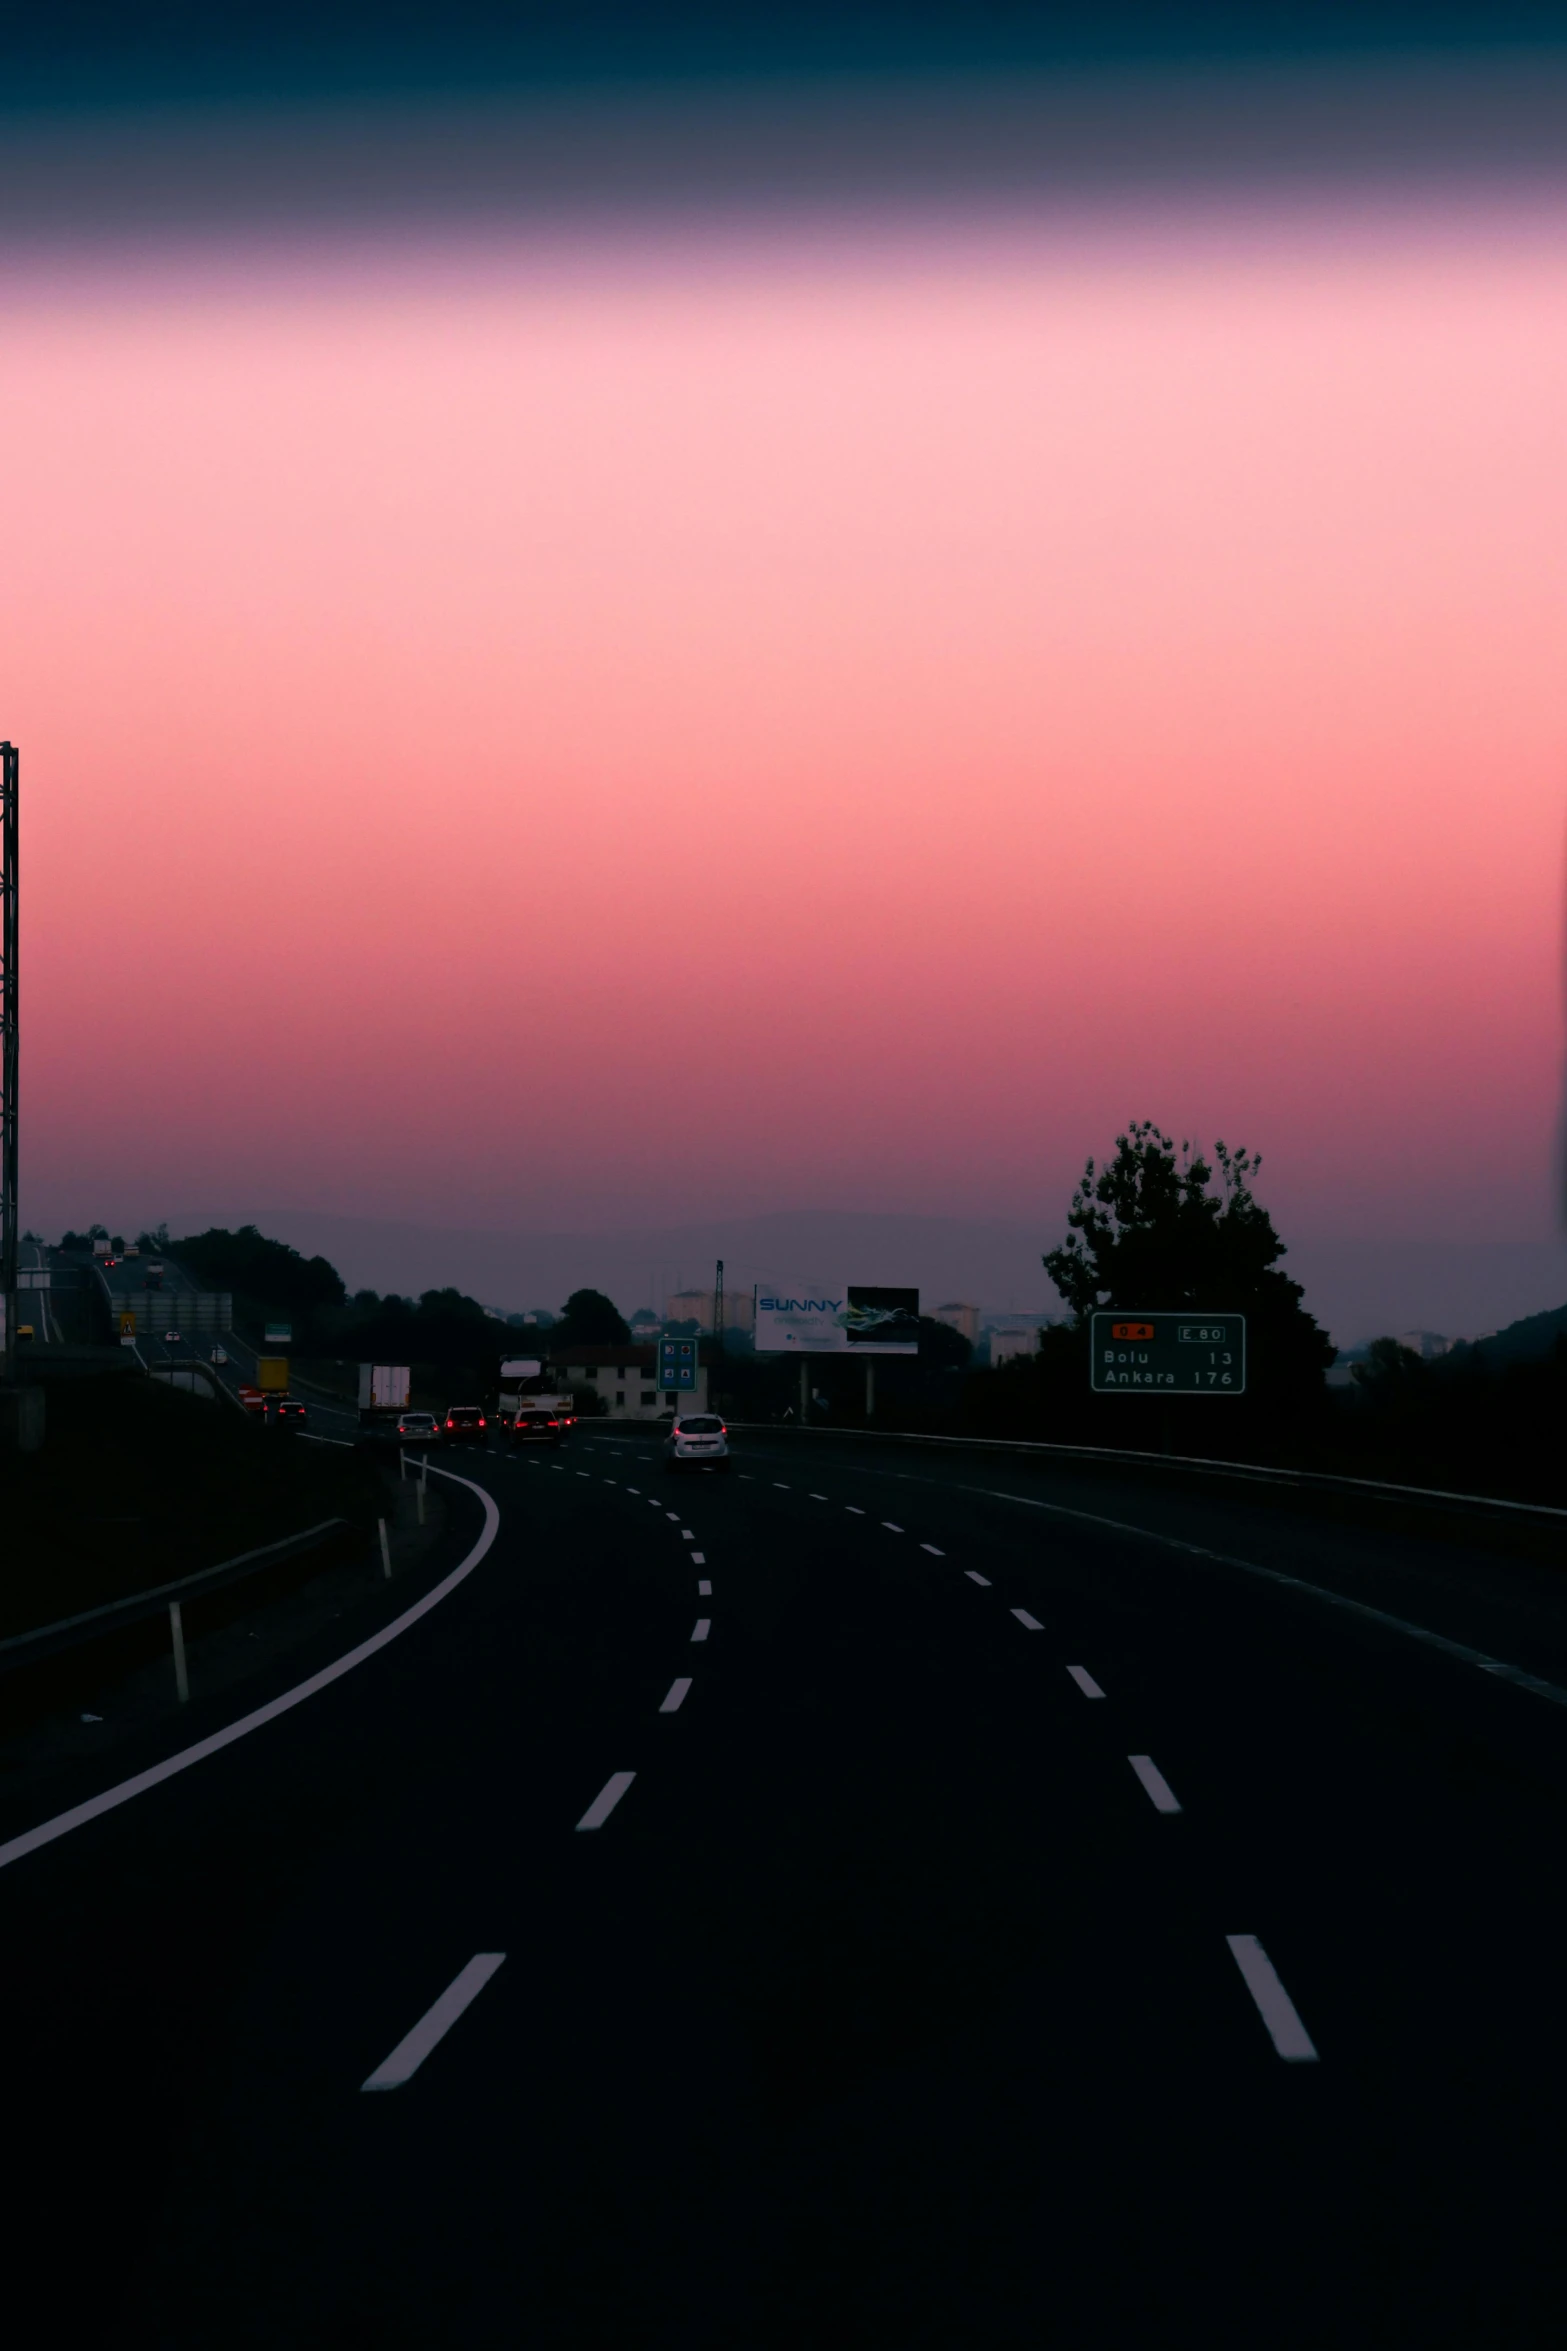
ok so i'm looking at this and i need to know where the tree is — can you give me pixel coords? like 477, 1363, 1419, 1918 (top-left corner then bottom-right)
1044, 1122, 1333, 1409
552, 1288, 631, 1348
168, 1225, 346, 1349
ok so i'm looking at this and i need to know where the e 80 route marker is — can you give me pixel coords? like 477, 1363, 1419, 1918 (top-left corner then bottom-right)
1090, 1312, 1246, 1394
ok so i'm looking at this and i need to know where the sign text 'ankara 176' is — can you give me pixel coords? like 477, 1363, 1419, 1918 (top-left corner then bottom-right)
1089, 1312, 1246, 1394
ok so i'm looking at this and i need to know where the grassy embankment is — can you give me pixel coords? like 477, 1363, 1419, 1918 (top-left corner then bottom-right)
0, 1373, 383, 1641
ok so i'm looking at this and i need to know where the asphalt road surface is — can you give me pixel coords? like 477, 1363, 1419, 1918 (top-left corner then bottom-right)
3, 1428, 1567, 2346
85, 1253, 363, 1432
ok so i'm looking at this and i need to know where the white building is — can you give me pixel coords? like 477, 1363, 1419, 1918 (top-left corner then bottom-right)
989, 1328, 1042, 1368
931, 1302, 981, 1346
549, 1345, 708, 1420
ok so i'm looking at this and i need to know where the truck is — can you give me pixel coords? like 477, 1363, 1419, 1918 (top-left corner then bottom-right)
496, 1358, 575, 1432
358, 1363, 411, 1434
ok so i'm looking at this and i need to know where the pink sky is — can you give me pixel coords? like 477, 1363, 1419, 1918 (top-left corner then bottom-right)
5, 192, 1565, 1246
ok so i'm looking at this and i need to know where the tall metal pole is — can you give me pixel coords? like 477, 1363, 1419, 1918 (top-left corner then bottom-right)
0, 743, 17, 1385
713, 1258, 724, 1409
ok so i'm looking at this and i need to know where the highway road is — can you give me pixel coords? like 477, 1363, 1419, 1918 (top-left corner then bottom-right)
87, 1252, 363, 1432
3, 1428, 1567, 2344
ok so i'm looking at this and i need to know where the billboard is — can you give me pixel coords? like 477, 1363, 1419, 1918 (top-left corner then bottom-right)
755, 1285, 920, 1355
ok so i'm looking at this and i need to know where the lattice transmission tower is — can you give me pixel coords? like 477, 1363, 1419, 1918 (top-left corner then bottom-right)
1, 743, 17, 1381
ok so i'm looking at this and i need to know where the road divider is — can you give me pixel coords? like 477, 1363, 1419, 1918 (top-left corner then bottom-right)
0, 1465, 499, 1876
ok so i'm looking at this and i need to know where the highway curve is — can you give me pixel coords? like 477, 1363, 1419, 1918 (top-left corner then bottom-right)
3, 1428, 1567, 2345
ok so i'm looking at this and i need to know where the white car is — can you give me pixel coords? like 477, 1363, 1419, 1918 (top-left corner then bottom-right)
662, 1414, 730, 1471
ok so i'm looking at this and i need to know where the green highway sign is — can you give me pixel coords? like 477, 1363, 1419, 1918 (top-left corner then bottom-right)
1090, 1312, 1246, 1394
659, 1336, 699, 1391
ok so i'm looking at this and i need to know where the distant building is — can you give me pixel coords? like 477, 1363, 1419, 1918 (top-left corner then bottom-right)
547, 1343, 708, 1420
931, 1301, 981, 1346
664, 1286, 756, 1336
989, 1328, 1042, 1368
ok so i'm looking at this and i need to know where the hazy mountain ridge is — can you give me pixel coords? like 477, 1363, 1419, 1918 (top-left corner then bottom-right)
144, 1205, 1567, 1353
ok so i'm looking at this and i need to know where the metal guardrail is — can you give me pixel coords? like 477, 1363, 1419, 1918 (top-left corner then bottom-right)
0, 1519, 351, 1676
724, 1423, 1567, 1525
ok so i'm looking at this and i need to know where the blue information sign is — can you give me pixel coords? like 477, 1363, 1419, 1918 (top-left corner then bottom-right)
659, 1336, 699, 1391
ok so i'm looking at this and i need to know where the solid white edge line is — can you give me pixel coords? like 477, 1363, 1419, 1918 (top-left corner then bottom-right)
1011, 1608, 1044, 1631
576, 1770, 637, 1830
691, 1618, 711, 1642
0, 1464, 502, 1877
361, 1952, 506, 2091
1226, 1934, 1319, 2061
961, 1481, 1567, 1709
660, 1677, 693, 1714
1067, 1665, 1106, 1699
1128, 1754, 1183, 1813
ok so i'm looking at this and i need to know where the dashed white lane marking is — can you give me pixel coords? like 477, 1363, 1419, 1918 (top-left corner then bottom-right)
603, 1478, 617, 1484
698, 1578, 712, 1595
692, 1618, 711, 1642
965, 1570, 992, 1587
1129, 1755, 1182, 1813
739, 1474, 755, 1480
691, 1550, 706, 1565
1068, 1666, 1106, 1699
881, 1521, 904, 1532
1226, 1935, 1319, 2062
551, 1465, 565, 1472
666, 1511, 681, 1521
1011, 1608, 1044, 1631
627, 1487, 640, 1494
920, 1543, 944, 1556
962, 1482, 1567, 1713
845, 1505, 865, 1515
362, 1953, 507, 2092
810, 1492, 830, 1500
681, 1528, 695, 1539
660, 1678, 693, 1714
773, 1482, 791, 1490
576, 1772, 637, 1831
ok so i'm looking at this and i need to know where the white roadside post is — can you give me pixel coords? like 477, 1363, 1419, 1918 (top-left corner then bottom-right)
169, 1602, 189, 1702
378, 1517, 393, 1580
